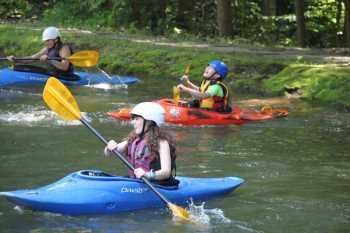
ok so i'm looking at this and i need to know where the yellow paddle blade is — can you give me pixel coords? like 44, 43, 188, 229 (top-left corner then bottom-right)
184, 64, 191, 75
260, 104, 273, 113
173, 86, 180, 105
43, 77, 81, 121
168, 203, 190, 221
68, 50, 99, 67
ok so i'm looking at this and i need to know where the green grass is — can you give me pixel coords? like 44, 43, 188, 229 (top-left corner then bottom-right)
1, 24, 349, 109
264, 64, 350, 108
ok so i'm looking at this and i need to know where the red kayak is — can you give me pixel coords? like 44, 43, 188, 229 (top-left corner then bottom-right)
107, 98, 288, 126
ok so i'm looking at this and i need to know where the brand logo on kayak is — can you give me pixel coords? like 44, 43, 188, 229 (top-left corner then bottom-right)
121, 187, 148, 193
29, 76, 47, 81
169, 107, 180, 118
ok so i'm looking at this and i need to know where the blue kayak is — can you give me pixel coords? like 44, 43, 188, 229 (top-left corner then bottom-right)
0, 68, 139, 87
0, 170, 244, 216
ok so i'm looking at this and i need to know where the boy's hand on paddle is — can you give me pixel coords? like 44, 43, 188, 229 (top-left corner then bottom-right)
180, 75, 189, 84
177, 84, 186, 91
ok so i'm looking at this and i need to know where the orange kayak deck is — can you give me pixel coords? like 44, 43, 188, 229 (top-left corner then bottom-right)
107, 99, 288, 126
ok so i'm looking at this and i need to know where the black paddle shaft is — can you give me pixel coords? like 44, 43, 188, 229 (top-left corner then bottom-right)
0, 57, 64, 61
80, 118, 170, 205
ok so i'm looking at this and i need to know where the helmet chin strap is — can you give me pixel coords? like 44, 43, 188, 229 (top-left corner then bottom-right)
139, 119, 153, 138
205, 72, 220, 84
205, 71, 218, 80
138, 119, 146, 138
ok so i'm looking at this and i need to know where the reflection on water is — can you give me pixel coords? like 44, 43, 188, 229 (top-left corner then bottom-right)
0, 77, 349, 233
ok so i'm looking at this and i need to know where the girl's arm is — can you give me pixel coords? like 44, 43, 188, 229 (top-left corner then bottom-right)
7, 47, 46, 62
104, 140, 128, 156
153, 139, 172, 180
30, 47, 47, 59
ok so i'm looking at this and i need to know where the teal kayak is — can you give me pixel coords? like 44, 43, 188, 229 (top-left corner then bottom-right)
0, 170, 244, 216
0, 68, 139, 87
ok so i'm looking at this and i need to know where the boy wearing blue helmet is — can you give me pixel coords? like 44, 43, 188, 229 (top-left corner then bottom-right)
177, 60, 231, 112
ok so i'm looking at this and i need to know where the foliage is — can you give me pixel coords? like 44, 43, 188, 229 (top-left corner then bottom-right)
0, 0, 347, 48
41, 0, 115, 29
263, 64, 350, 107
1, 24, 349, 108
0, 0, 34, 20
0, 25, 40, 55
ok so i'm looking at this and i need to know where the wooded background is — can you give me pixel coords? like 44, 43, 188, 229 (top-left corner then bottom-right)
1, 0, 349, 48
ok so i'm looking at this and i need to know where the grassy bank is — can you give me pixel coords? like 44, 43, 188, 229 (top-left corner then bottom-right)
264, 65, 350, 108
1, 24, 349, 109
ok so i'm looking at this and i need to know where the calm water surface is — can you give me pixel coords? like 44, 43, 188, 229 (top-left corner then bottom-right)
0, 76, 349, 233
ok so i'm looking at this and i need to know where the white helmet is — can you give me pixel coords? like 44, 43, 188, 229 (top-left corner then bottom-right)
130, 102, 165, 126
42, 26, 61, 41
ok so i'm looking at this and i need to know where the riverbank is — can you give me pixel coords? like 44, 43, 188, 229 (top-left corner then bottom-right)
1, 23, 349, 109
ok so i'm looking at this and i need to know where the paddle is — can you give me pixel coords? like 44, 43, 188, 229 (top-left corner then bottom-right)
1, 50, 99, 68
173, 86, 180, 105
173, 64, 191, 104
42, 77, 190, 221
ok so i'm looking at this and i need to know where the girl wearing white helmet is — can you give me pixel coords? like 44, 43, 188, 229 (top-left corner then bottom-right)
177, 60, 232, 112
7, 26, 77, 80
104, 102, 177, 186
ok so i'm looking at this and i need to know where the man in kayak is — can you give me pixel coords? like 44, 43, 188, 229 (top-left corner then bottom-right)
176, 60, 232, 113
104, 102, 177, 186
7, 26, 79, 81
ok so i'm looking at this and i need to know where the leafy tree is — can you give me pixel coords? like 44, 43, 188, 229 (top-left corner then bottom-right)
0, 0, 348, 48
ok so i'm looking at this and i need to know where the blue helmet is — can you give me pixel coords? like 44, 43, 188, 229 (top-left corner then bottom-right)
209, 60, 229, 79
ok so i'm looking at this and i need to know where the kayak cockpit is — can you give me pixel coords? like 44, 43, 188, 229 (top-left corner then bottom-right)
74, 170, 179, 190
13, 64, 81, 81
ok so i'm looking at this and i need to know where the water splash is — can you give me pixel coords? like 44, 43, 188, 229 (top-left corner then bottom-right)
0, 88, 39, 98
87, 83, 128, 90
13, 205, 24, 214
187, 201, 211, 224
173, 199, 231, 226
84, 67, 129, 90
0, 108, 84, 126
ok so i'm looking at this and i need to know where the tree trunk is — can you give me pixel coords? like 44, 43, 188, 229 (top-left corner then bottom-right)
295, 0, 306, 47
130, 0, 141, 27
175, 0, 193, 30
263, 0, 277, 16
345, 0, 350, 47
148, 0, 168, 33
217, 0, 233, 36
336, 0, 342, 46
157, 0, 167, 34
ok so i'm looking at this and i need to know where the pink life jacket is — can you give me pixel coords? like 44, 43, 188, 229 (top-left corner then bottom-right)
127, 137, 160, 178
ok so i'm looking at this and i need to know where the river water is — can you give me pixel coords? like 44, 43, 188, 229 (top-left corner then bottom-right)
0, 77, 349, 233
